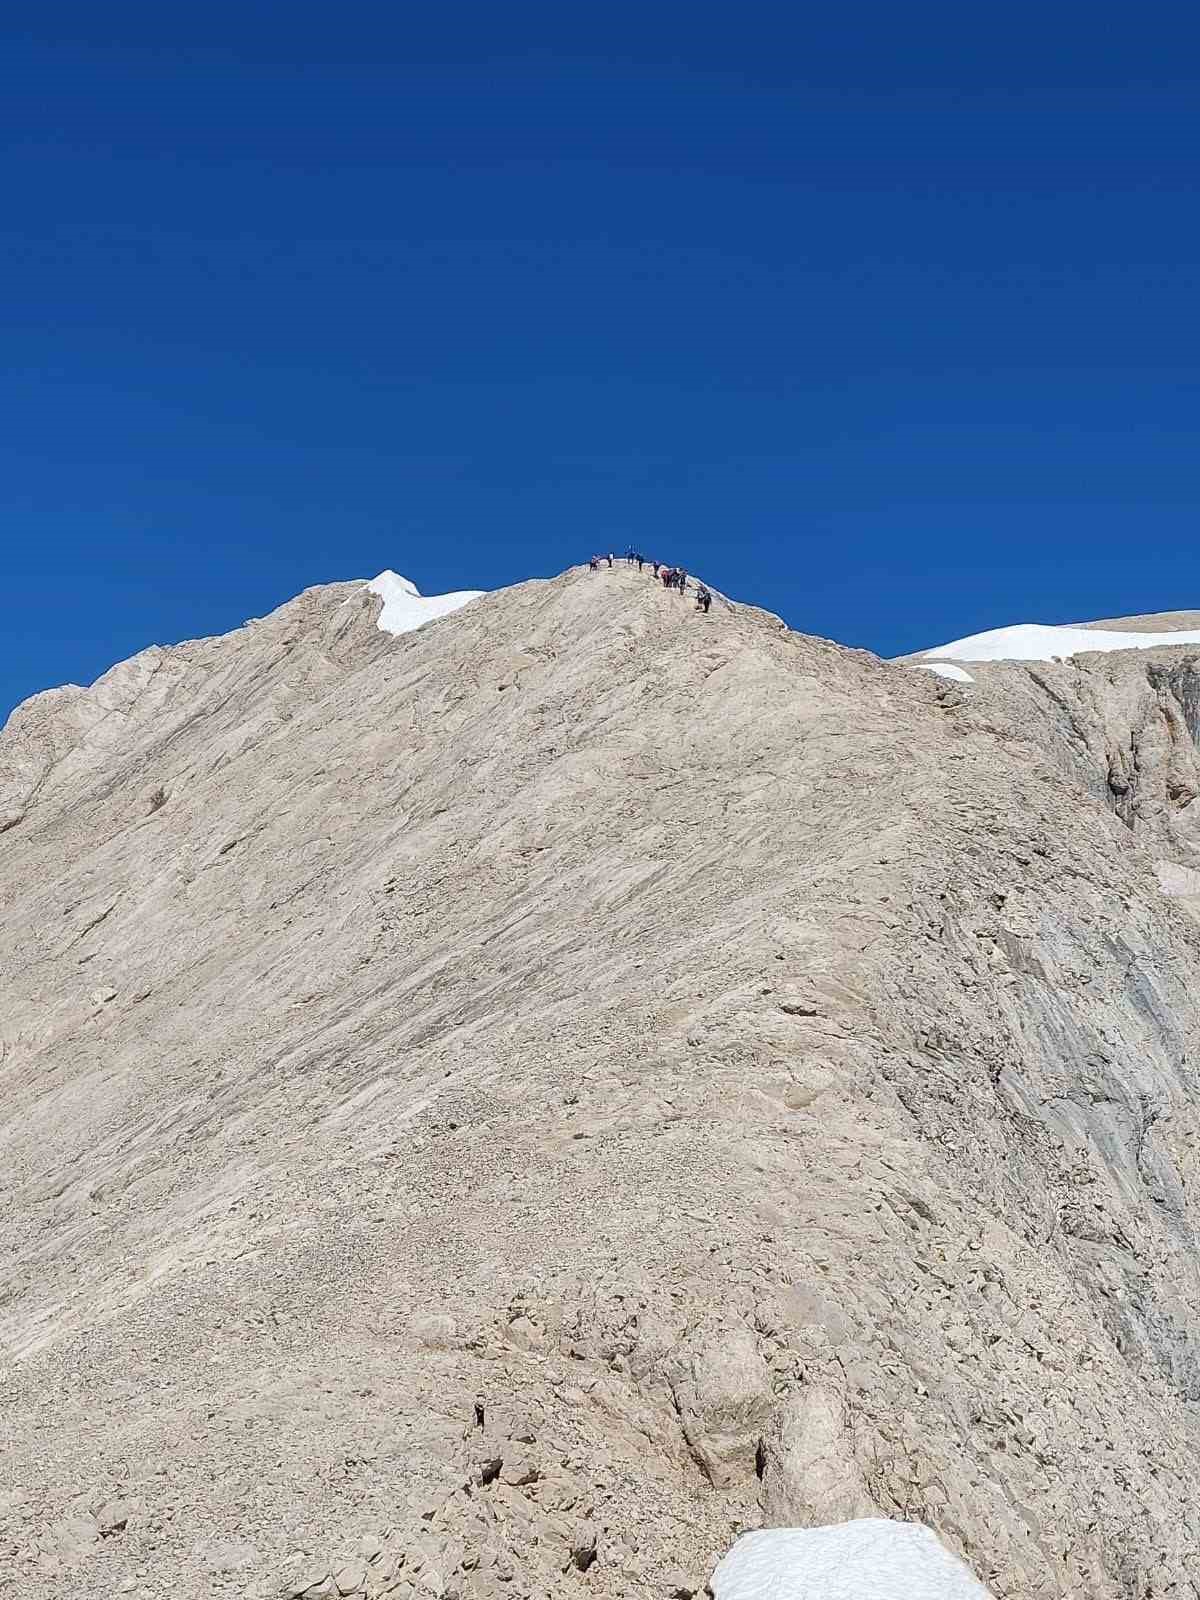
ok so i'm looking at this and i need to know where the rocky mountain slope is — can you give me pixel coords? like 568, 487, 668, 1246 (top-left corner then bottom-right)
4, 567, 1200, 1598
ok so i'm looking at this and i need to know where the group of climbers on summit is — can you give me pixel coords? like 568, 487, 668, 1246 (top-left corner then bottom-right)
588, 549, 713, 614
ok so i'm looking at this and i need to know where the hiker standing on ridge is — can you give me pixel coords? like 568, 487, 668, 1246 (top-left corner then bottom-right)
589, 555, 599, 571
677, 568, 688, 593
636, 553, 645, 571
696, 583, 712, 613
607, 552, 614, 567
652, 560, 660, 576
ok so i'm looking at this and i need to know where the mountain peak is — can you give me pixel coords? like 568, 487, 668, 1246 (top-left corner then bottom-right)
4, 562, 1200, 1598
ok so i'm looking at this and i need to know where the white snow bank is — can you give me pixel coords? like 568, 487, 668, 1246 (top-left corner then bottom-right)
711, 1522, 993, 1600
366, 571, 484, 637
919, 622, 1200, 665
908, 662, 975, 684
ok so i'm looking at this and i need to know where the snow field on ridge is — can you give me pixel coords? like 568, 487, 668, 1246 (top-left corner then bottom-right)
366, 571, 485, 636
919, 620, 1200, 665
909, 662, 975, 684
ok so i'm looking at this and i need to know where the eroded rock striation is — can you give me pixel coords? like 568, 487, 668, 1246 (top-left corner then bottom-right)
4, 568, 1200, 1597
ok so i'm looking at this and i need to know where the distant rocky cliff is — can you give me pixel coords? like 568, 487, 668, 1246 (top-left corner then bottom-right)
946, 633, 1200, 906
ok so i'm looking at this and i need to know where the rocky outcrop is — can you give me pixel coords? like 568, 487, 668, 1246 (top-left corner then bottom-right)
939, 639, 1200, 931
4, 568, 1200, 1597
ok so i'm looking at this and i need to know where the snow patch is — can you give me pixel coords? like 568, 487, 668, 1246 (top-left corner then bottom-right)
710, 1522, 993, 1600
366, 571, 484, 637
919, 622, 1200, 665
909, 662, 975, 684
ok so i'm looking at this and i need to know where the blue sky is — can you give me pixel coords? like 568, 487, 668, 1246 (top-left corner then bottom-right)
3, 2, 1199, 718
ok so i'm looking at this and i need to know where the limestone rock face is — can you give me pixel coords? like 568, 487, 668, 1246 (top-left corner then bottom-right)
5, 567, 1200, 1597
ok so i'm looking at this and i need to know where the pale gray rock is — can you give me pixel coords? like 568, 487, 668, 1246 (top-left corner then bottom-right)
410, 1312, 459, 1349
197, 1534, 258, 1572
666, 1320, 773, 1490
758, 1387, 875, 1527
94, 1499, 132, 1536
40, 1514, 99, 1561
288, 1567, 330, 1599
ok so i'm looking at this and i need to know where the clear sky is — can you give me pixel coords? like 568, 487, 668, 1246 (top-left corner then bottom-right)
3, 2, 1199, 719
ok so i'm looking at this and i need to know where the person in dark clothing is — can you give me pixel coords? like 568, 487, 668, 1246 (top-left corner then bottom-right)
696, 584, 712, 613
677, 568, 688, 593
607, 552, 614, 567
589, 555, 599, 571
652, 560, 660, 576
636, 553, 644, 571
